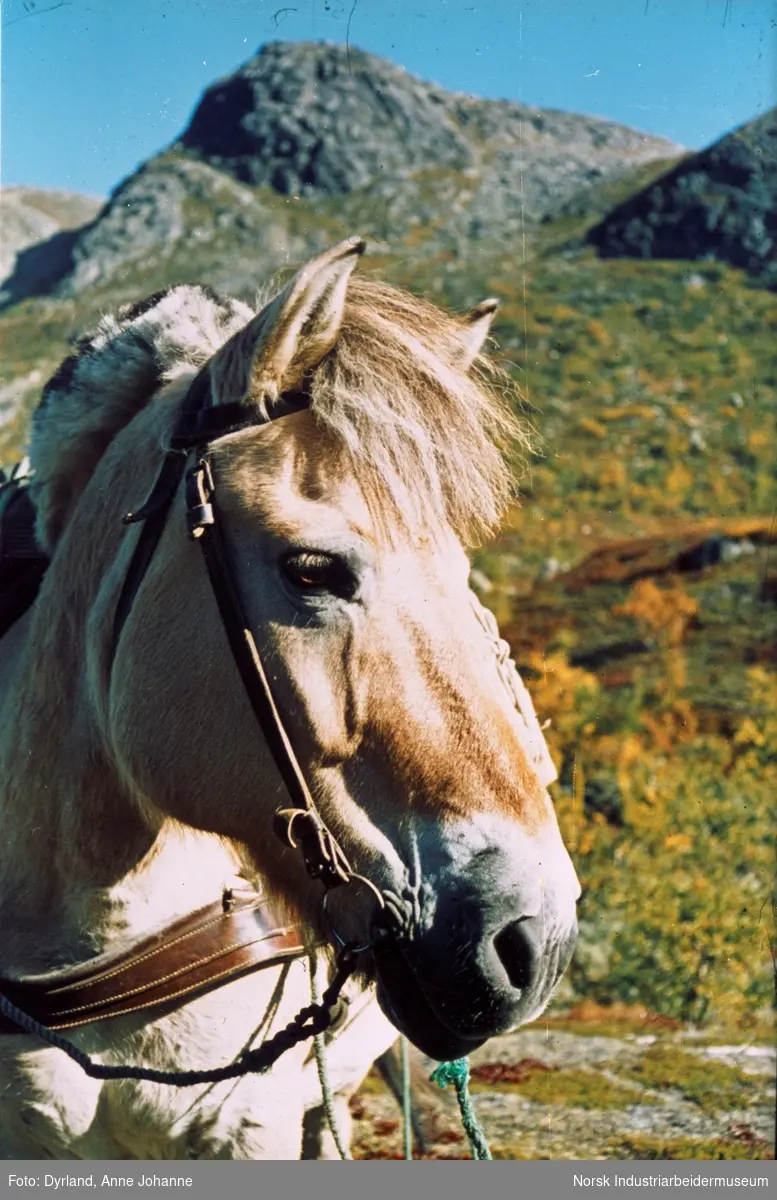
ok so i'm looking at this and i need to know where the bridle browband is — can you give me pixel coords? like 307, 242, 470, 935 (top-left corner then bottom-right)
0, 367, 388, 1077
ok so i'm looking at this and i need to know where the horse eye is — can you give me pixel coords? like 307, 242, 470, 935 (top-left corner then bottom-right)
281, 551, 356, 598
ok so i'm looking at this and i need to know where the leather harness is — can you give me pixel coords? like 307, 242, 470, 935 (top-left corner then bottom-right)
0, 370, 376, 1043
0, 893, 303, 1034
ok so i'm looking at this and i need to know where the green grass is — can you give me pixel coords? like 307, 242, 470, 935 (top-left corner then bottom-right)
608, 1134, 774, 1160
491, 1135, 774, 1161
625, 1046, 766, 1113
470, 1066, 654, 1109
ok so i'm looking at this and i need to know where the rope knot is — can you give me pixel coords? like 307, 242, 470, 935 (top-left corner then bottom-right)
430, 1058, 469, 1090
273, 806, 353, 888
429, 1056, 492, 1160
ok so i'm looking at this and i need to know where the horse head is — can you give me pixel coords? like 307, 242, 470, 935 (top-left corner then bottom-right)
30, 241, 579, 1061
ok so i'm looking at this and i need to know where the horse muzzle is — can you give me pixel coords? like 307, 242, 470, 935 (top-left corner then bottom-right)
370, 903, 578, 1060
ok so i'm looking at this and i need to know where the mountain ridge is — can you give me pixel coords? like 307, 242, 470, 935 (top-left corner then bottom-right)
178, 41, 681, 197
0, 187, 103, 288
0, 41, 682, 307
589, 107, 777, 287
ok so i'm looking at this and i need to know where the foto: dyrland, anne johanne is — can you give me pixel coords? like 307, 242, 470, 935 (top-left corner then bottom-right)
42, 1178, 192, 1190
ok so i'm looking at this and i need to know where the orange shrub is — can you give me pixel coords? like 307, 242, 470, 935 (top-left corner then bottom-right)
614, 578, 698, 646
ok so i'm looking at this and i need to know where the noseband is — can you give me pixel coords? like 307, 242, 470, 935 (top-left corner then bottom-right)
113, 368, 384, 909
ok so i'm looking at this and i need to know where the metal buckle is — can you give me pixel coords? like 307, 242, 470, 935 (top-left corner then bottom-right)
185, 458, 215, 540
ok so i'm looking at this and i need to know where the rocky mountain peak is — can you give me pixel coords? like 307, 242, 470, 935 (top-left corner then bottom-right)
179, 41, 474, 195
176, 40, 683, 205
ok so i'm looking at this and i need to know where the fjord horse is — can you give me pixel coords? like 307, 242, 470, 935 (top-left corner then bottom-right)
0, 241, 578, 1158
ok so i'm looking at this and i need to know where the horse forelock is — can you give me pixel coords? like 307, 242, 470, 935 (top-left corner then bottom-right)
306, 278, 532, 547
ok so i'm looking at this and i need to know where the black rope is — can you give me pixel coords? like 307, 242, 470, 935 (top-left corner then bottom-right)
0, 950, 357, 1087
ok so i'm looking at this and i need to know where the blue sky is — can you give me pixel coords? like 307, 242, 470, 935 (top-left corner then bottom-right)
2, 0, 775, 197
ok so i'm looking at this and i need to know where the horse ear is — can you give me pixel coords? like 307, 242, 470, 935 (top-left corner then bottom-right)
449, 299, 499, 370
210, 238, 365, 407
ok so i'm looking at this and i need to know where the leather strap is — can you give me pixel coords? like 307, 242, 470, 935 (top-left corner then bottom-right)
169, 391, 310, 449
110, 381, 307, 659
0, 892, 305, 1034
189, 460, 355, 891
0, 477, 50, 640
113, 370, 364, 898
111, 448, 188, 657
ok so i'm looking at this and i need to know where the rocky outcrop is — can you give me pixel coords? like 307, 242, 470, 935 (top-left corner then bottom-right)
177, 41, 681, 239
180, 42, 677, 202
180, 42, 475, 194
588, 108, 777, 286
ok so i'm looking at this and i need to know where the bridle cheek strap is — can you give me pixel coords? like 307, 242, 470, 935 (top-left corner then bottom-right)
185, 452, 357, 891
113, 371, 383, 905
0, 376, 377, 1069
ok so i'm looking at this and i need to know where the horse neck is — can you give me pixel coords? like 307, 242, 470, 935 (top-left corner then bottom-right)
0, 639, 245, 973
0, 444, 244, 975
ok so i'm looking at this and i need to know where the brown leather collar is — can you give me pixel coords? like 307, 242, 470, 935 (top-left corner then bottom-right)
0, 891, 305, 1034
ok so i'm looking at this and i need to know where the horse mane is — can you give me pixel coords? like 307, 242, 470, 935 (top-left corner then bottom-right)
29, 274, 530, 553
28, 284, 254, 552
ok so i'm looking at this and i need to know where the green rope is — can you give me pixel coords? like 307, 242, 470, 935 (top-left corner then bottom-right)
430, 1058, 492, 1160
400, 1036, 413, 1159
309, 957, 352, 1160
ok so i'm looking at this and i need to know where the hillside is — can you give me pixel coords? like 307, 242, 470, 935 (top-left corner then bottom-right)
589, 108, 777, 287
0, 42, 774, 1067
0, 187, 102, 288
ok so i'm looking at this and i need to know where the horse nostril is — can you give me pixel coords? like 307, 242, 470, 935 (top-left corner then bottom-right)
493, 916, 541, 992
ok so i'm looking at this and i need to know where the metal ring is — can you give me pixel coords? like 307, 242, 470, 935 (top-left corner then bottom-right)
320, 892, 371, 954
